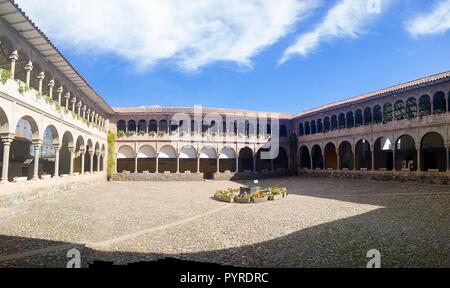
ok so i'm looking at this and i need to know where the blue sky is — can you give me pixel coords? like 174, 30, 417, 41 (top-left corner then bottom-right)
16, 0, 450, 114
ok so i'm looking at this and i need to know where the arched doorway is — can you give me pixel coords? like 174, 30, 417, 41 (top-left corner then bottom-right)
40, 125, 59, 177
311, 145, 323, 169
374, 137, 393, 170
137, 145, 156, 173
60, 131, 74, 176
324, 143, 337, 170
421, 132, 446, 172
395, 135, 417, 171
339, 141, 353, 170
179, 146, 197, 173
239, 147, 254, 172
200, 147, 217, 175
220, 147, 236, 172
355, 139, 371, 170
117, 145, 135, 173
158, 145, 177, 173
74, 136, 85, 174
10, 116, 39, 180
299, 145, 311, 169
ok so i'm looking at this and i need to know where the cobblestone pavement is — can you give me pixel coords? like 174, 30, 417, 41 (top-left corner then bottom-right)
0, 177, 448, 268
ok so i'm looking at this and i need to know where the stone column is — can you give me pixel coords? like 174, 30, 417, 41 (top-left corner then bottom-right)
371, 150, 375, 171
253, 153, 256, 172
196, 154, 200, 173
352, 148, 356, 170
322, 153, 326, 170
134, 153, 138, 174
82, 106, 87, 119
53, 144, 61, 178
37, 72, 45, 94
216, 156, 220, 173
236, 155, 239, 172
156, 154, 159, 174
71, 97, 76, 112
96, 152, 101, 173
65, 92, 71, 109
416, 145, 421, 172
48, 79, 55, 99
80, 149, 85, 175
446, 145, 450, 172
89, 151, 94, 174
1, 136, 14, 183
69, 147, 75, 176
392, 148, 396, 171
310, 152, 313, 170
24, 61, 33, 87
87, 109, 91, 122
77, 101, 82, 116
32, 141, 42, 180
57, 86, 63, 105
176, 154, 180, 173
9, 50, 19, 80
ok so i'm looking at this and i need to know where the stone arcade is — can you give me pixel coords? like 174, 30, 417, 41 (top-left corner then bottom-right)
0, 1, 450, 206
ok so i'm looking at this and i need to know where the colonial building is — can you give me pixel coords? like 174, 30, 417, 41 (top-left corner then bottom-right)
0, 0, 449, 203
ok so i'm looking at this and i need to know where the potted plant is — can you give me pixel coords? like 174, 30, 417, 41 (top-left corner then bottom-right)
268, 187, 284, 201
251, 191, 269, 203
214, 188, 238, 203
235, 193, 252, 203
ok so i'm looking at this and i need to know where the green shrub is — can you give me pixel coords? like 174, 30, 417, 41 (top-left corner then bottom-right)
117, 130, 125, 138
1, 69, 12, 84
107, 131, 116, 180
18, 83, 30, 94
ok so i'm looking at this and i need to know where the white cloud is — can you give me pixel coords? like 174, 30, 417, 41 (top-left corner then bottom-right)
280, 0, 387, 64
15, 0, 318, 72
406, 0, 450, 37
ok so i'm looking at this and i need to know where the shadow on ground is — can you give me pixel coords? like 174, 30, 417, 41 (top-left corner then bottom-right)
0, 178, 449, 268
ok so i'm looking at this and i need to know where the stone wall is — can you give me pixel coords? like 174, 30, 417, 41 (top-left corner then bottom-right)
298, 169, 450, 185
0, 173, 107, 208
112, 172, 205, 181
213, 170, 294, 181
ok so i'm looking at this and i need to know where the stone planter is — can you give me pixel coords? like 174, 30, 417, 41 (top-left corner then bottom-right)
252, 197, 268, 203
268, 194, 283, 201
214, 196, 235, 203
235, 197, 252, 204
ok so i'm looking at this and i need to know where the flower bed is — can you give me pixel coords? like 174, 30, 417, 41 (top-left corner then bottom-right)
213, 187, 288, 204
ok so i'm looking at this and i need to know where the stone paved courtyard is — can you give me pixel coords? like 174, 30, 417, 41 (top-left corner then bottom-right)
0, 177, 449, 268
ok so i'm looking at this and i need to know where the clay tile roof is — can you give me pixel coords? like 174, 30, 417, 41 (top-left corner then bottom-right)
293, 70, 450, 119
113, 107, 294, 119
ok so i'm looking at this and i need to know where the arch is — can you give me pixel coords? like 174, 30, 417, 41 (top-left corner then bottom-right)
117, 120, 126, 132
355, 139, 371, 170
127, 120, 136, 133
304, 122, 310, 135
137, 145, 156, 173
419, 95, 431, 117
298, 123, 304, 136
331, 115, 338, 130
239, 147, 254, 172
394, 100, 405, 121
200, 146, 217, 174
420, 132, 446, 172
179, 146, 197, 173
324, 143, 337, 170
310, 120, 317, 134
220, 147, 236, 172
311, 145, 323, 169
43, 125, 59, 146
406, 98, 417, 119
0, 106, 9, 134
159, 120, 168, 133
374, 137, 393, 170
339, 141, 353, 170
15, 115, 39, 140
274, 147, 289, 170
355, 110, 363, 127
324, 117, 330, 133
158, 145, 176, 173
346, 112, 354, 129
299, 145, 311, 169
373, 105, 382, 124
59, 131, 74, 176
148, 119, 158, 133
117, 145, 135, 173
396, 135, 417, 171
383, 103, 393, 123
317, 119, 323, 133
74, 135, 85, 174
159, 145, 177, 159
138, 120, 147, 133
433, 91, 446, 114
338, 113, 346, 129
363, 108, 372, 125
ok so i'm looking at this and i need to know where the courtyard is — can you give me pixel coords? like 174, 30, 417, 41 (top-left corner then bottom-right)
0, 177, 449, 268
